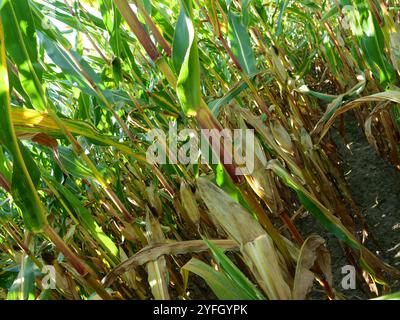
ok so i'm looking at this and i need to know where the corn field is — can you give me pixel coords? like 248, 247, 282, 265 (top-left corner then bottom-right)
0, 0, 400, 300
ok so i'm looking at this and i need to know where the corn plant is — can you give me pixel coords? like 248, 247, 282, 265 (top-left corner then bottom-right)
0, 0, 399, 300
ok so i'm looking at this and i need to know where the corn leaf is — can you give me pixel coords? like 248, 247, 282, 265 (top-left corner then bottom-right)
6, 256, 36, 300
228, 10, 257, 75
172, 0, 201, 116
1, 0, 46, 111
45, 176, 119, 262
182, 258, 255, 300
0, 16, 47, 232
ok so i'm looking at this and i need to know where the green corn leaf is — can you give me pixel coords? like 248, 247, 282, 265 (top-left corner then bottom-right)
276, 0, 289, 37
321, 5, 339, 22
172, 0, 201, 116
45, 176, 119, 263
0, 16, 47, 232
209, 80, 249, 116
7, 256, 36, 300
348, 1, 396, 87
228, 10, 257, 75
39, 31, 133, 107
30, 1, 74, 49
99, 0, 114, 33
0, 146, 11, 182
268, 160, 360, 250
242, 0, 251, 27
11, 107, 146, 162
206, 0, 219, 31
1, 0, 46, 111
182, 258, 256, 300
57, 147, 100, 180
203, 238, 265, 300
38, 32, 99, 97
7, 61, 34, 109
100, 0, 123, 57
372, 291, 400, 300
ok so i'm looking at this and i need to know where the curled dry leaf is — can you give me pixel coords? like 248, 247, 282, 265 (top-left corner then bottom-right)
145, 214, 170, 300
180, 181, 200, 226
146, 185, 163, 216
316, 90, 400, 142
197, 177, 265, 243
243, 234, 292, 300
102, 239, 238, 287
293, 235, 332, 300
197, 178, 293, 299
239, 119, 282, 215
270, 119, 295, 156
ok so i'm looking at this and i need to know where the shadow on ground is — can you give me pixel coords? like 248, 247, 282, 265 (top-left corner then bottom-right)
296, 113, 400, 299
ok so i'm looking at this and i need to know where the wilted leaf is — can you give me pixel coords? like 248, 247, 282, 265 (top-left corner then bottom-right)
293, 235, 332, 300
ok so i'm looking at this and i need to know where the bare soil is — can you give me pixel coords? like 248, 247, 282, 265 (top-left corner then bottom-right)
296, 113, 400, 299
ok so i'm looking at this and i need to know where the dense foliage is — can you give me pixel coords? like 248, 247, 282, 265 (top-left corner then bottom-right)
0, 0, 400, 300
